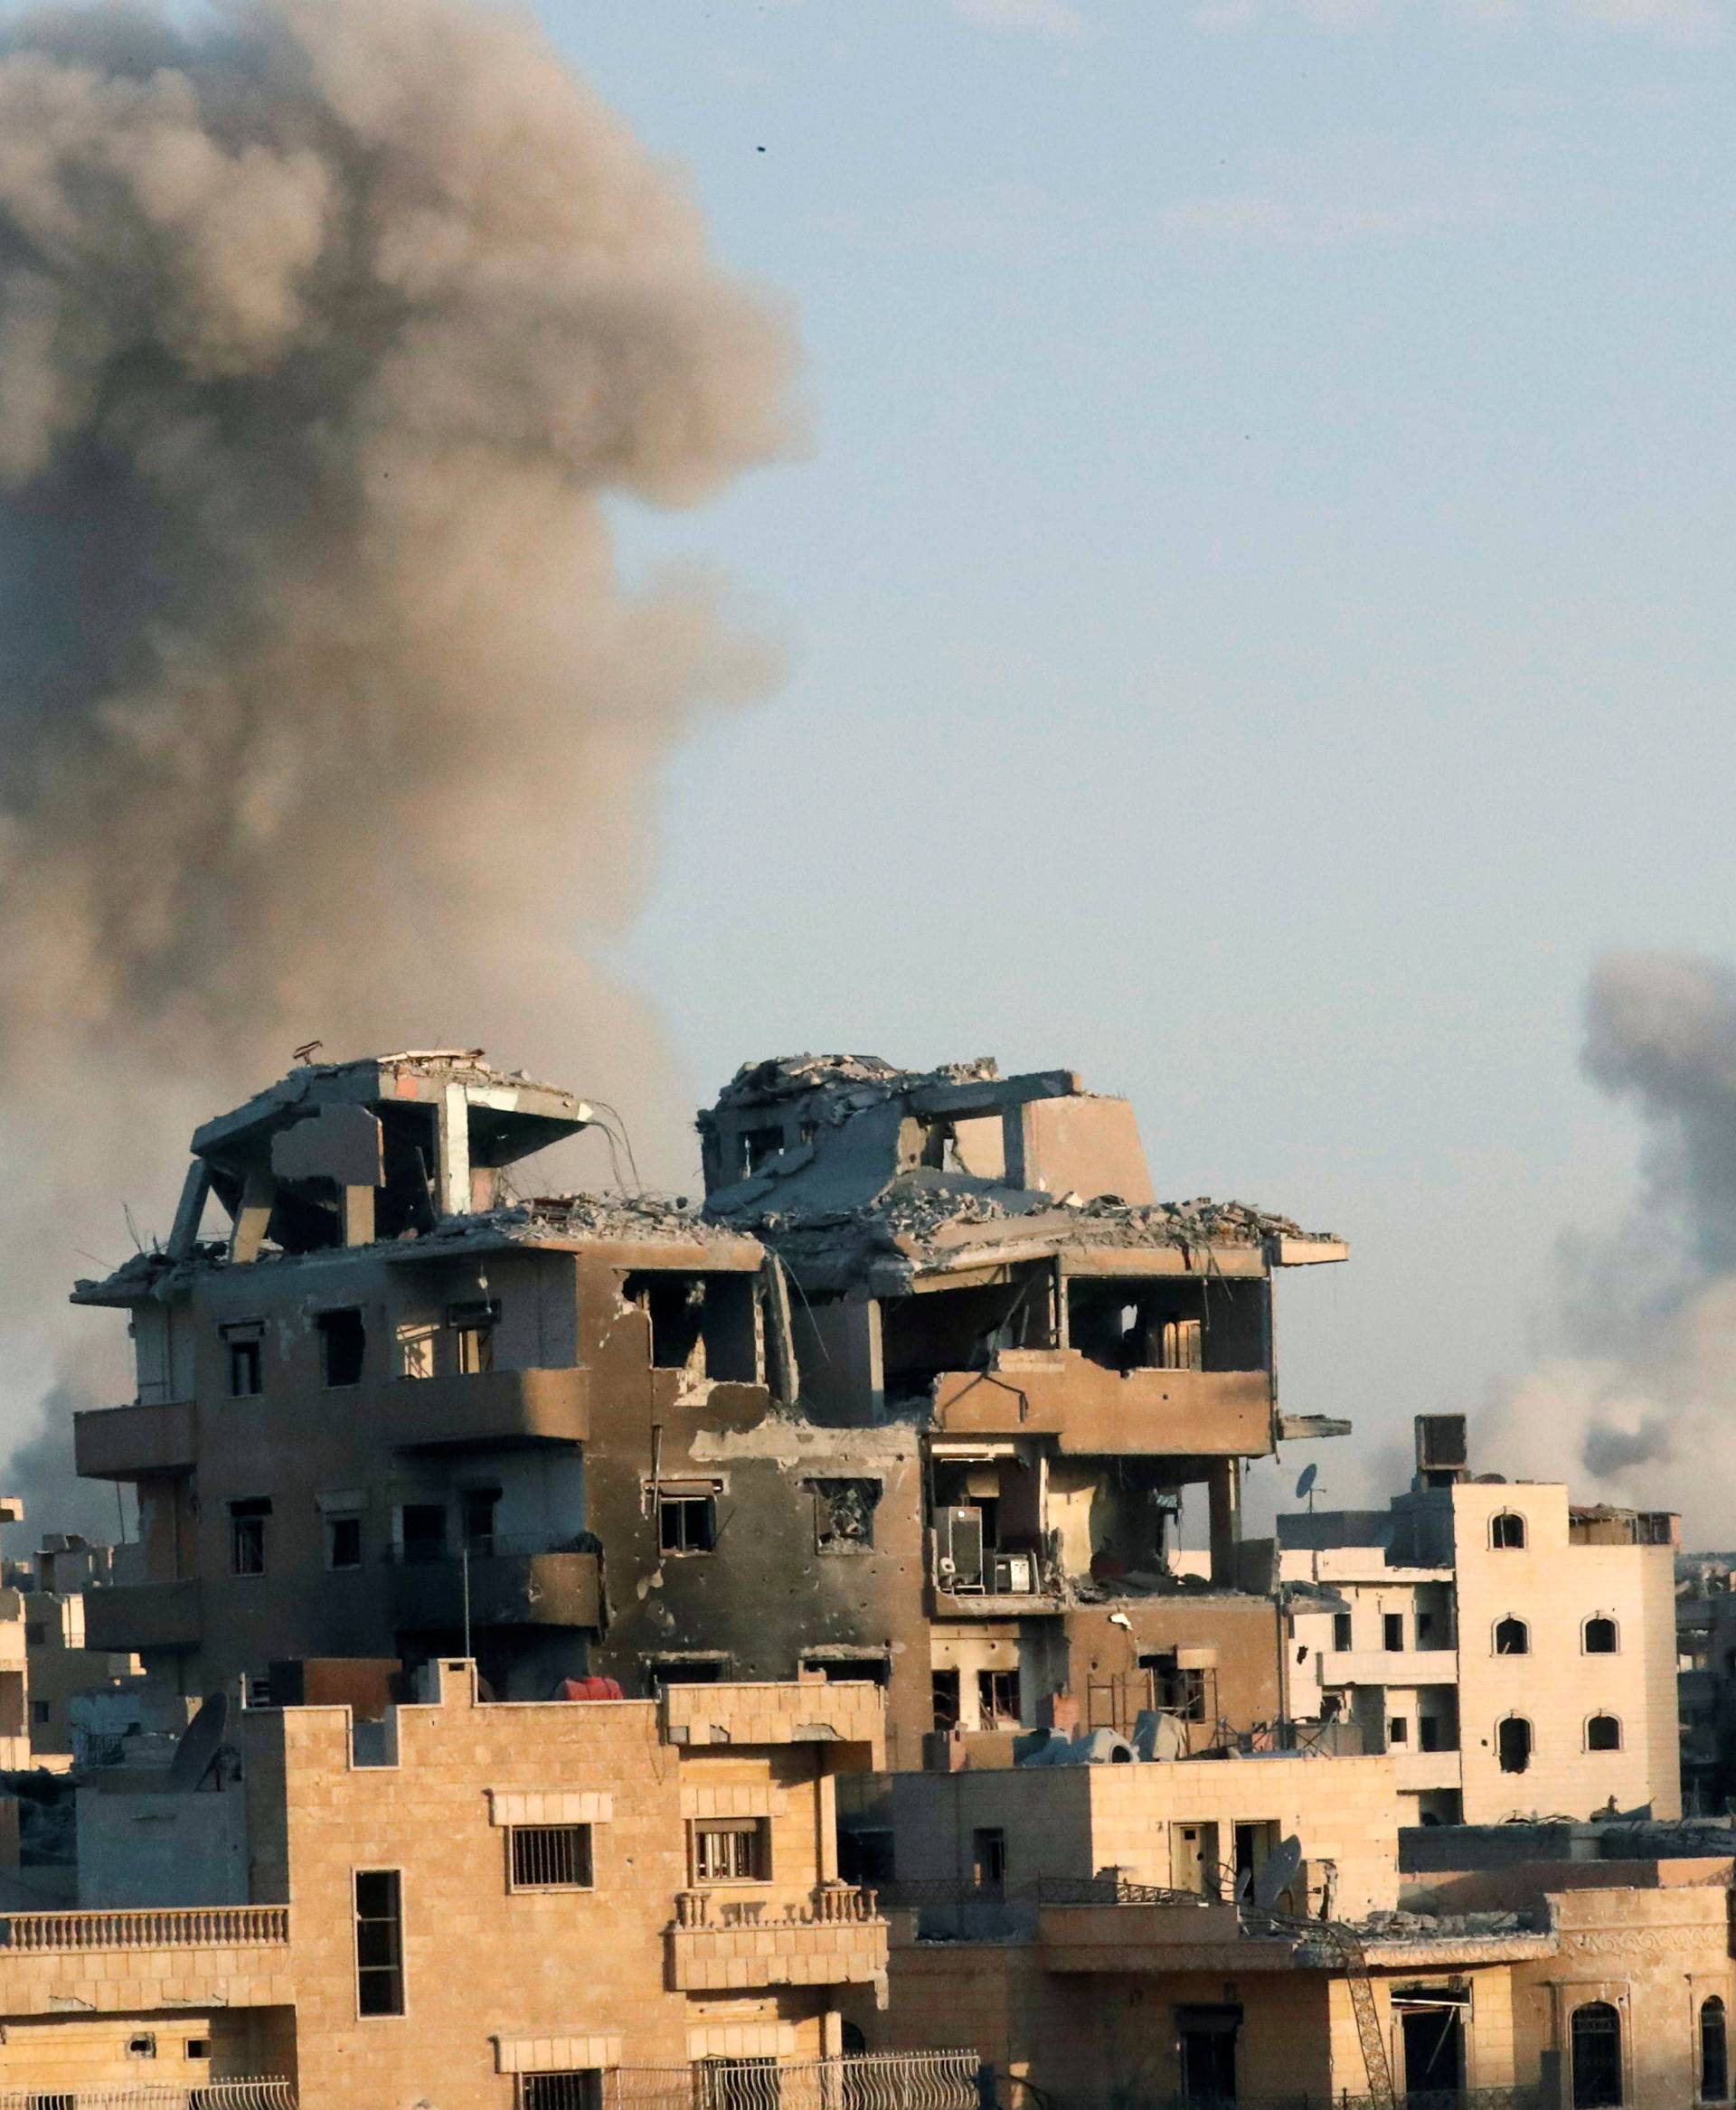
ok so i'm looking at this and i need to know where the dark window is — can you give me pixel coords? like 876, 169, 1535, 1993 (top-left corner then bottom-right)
971, 1827, 1007, 1892
932, 1668, 960, 1733
326, 1516, 363, 1572
185, 2039, 212, 2060
1494, 1615, 1529, 1655
1586, 1713, 1622, 1752
1383, 1613, 1405, 1652
659, 1494, 717, 1555
692, 1819, 768, 1883
1418, 1717, 1442, 1753
398, 1503, 447, 1562
229, 1498, 270, 1578
31, 1700, 48, 1726
1402, 2004, 1465, 2103
354, 1869, 404, 2016
126, 2035, 155, 2059
813, 1478, 880, 1552
1491, 1512, 1526, 1550
1584, 1616, 1618, 1654
801, 1655, 890, 1686
317, 1308, 366, 1389
522, 2076, 602, 2110
839, 1828, 894, 1887
1417, 1611, 1436, 1642
627, 1271, 759, 1382
742, 1125, 785, 1173
1388, 1717, 1408, 1745
1333, 1612, 1353, 1651
1703, 1997, 1728, 2103
449, 1298, 499, 1376
1497, 1715, 1533, 1774
24, 1623, 43, 1647
977, 1669, 1019, 1726
460, 1485, 500, 1553
1178, 2007, 1241, 2106
1571, 2002, 1622, 2109
227, 1335, 262, 1398
1144, 1653, 1209, 1722
510, 1824, 592, 1889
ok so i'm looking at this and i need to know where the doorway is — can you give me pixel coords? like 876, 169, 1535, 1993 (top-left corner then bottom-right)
1401, 2000, 1466, 2104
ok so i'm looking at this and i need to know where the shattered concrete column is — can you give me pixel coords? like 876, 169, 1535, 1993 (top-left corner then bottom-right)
1208, 1459, 1241, 1586
437, 1083, 472, 1220
230, 1170, 276, 1265
341, 1186, 376, 1247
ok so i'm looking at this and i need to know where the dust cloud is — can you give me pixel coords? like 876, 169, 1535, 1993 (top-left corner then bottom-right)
0, 0, 796, 1523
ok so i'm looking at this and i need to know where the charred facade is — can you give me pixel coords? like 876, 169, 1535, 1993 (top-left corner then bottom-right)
71, 1049, 1347, 1765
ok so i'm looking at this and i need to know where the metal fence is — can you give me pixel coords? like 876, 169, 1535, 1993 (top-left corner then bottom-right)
606, 2051, 983, 2110
0, 2083, 296, 2110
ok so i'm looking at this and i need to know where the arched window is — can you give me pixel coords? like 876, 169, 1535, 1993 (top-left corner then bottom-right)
1572, 2002, 1623, 2108
1584, 1616, 1619, 1655
1701, 1997, 1728, 2104
1497, 1715, 1533, 1774
1491, 1512, 1526, 1550
1586, 1713, 1622, 1752
1494, 1615, 1530, 1656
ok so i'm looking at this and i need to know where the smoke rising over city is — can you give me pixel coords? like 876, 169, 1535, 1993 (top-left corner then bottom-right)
1480, 951, 1736, 1545
0, 0, 796, 1516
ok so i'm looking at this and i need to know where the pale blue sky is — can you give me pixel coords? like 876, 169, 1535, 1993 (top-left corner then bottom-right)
537, 0, 1736, 1517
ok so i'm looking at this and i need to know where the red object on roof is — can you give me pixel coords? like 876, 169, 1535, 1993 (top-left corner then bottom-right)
555, 1676, 625, 1702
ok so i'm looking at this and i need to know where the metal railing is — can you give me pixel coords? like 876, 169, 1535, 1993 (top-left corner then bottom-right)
0, 1907, 289, 1953
605, 2053, 980, 2110
0, 2084, 295, 2109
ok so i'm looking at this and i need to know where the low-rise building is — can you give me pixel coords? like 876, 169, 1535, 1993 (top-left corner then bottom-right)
23, 1537, 143, 1758
0, 1667, 915, 2110
1250, 1416, 1681, 1825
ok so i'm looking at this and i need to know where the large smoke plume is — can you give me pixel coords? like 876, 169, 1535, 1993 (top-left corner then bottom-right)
1479, 951, 1736, 1546
0, 0, 795, 1525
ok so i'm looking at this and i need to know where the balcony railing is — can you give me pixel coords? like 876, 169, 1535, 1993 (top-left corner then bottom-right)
673, 1882, 882, 1929
608, 2053, 978, 2110
0, 1906, 288, 1953
0, 2086, 295, 2110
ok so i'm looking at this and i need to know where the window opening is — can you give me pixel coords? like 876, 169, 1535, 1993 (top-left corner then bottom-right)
1491, 1512, 1526, 1550
398, 1503, 447, 1564
354, 1869, 404, 2017
977, 1668, 1019, 1727
971, 1827, 1007, 1895
229, 1498, 270, 1578
1333, 1612, 1353, 1651
692, 1818, 769, 1884
1388, 1717, 1408, 1745
1497, 1715, 1533, 1774
1494, 1616, 1529, 1655
326, 1515, 363, 1572
813, 1478, 880, 1552
1401, 2003, 1465, 2105
521, 2075, 602, 2110
224, 1325, 263, 1399
1584, 1616, 1618, 1654
1178, 2006, 1241, 2105
460, 1486, 500, 1554
659, 1492, 717, 1555
317, 1308, 366, 1388
510, 1825, 592, 1889
448, 1298, 499, 1376
931, 1668, 960, 1733
1571, 2002, 1622, 2109
1703, 1997, 1728, 2104
1586, 1713, 1622, 1752
1384, 1612, 1405, 1652
397, 1323, 437, 1380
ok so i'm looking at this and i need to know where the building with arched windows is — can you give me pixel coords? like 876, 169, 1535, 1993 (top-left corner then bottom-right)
1254, 1416, 1680, 1824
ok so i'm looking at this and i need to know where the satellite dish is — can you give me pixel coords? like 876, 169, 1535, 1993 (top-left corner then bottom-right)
1252, 1832, 1304, 1914
166, 1692, 229, 1794
1296, 1464, 1318, 1501
1233, 1864, 1253, 1903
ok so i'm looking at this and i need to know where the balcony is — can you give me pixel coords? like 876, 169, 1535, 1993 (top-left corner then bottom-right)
0, 1907, 288, 1953
385, 1538, 602, 1632
73, 1399, 195, 1480
661, 1679, 886, 1762
377, 1366, 590, 1451
929, 1544, 1064, 1618
1391, 1747, 1462, 1793
930, 1354, 1272, 1455
665, 1884, 888, 1991
83, 1578, 202, 1653
1040, 1891, 1253, 1973
1324, 1649, 1458, 1687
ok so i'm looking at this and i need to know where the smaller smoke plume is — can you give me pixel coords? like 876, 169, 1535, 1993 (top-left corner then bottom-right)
1479, 952, 1736, 1545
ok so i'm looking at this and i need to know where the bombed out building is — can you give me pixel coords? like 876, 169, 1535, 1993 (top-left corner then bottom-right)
70, 1050, 1348, 1766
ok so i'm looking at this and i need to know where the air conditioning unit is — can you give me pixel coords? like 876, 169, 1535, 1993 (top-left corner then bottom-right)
935, 1507, 985, 1589
990, 1552, 1034, 1596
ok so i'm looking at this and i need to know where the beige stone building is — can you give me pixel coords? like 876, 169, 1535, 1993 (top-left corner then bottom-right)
1256, 1417, 1681, 1825
23, 1538, 144, 1759
0, 1667, 911, 2109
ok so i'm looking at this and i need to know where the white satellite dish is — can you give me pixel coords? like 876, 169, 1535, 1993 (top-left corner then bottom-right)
1252, 1832, 1305, 1914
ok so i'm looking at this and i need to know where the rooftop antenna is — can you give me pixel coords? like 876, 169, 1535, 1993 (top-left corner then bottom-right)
292, 1041, 324, 1065
1252, 1832, 1304, 1914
